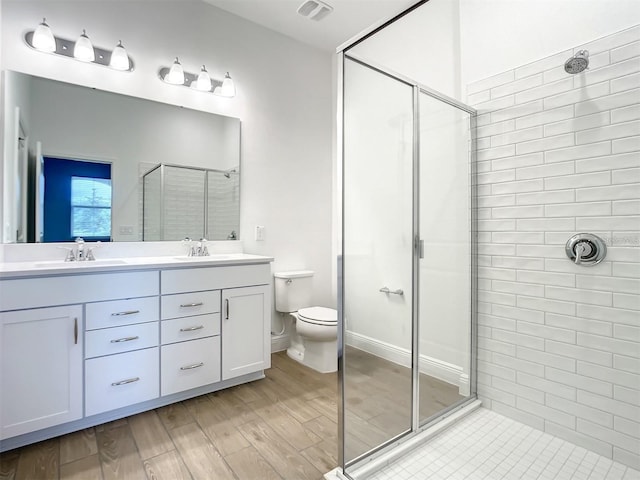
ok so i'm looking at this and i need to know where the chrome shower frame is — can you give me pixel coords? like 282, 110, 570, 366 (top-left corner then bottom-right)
337, 42, 478, 480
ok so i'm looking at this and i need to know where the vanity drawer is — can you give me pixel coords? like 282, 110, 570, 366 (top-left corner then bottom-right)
85, 322, 159, 358
161, 337, 220, 396
85, 347, 159, 416
161, 264, 271, 294
161, 291, 220, 320
86, 296, 159, 330
0, 271, 159, 311
161, 314, 220, 345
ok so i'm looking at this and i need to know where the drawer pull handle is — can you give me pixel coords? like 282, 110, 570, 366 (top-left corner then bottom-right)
111, 377, 140, 386
180, 362, 204, 371
180, 302, 204, 308
180, 325, 205, 332
111, 310, 140, 317
110, 336, 140, 343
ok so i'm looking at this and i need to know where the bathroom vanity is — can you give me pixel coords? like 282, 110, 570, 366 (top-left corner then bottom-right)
0, 253, 273, 451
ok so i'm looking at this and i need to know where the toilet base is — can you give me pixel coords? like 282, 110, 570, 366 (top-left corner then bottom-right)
286, 345, 304, 363
286, 340, 337, 374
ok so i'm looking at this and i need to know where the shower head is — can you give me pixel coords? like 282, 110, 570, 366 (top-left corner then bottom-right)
223, 168, 237, 178
564, 50, 589, 74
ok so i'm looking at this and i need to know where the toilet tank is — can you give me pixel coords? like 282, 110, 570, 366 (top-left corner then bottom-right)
274, 270, 314, 312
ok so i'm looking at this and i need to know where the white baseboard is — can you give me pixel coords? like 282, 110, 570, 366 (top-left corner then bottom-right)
346, 330, 467, 393
271, 333, 290, 353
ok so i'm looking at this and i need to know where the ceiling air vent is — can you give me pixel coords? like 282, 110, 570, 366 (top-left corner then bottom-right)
297, 0, 333, 21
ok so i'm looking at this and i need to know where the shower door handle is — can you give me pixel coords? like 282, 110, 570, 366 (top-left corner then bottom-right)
379, 287, 404, 296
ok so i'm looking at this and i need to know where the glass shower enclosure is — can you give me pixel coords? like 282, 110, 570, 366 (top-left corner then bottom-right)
339, 53, 477, 478
142, 163, 240, 241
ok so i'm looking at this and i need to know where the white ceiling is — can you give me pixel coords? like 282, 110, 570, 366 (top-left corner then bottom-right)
202, 0, 419, 52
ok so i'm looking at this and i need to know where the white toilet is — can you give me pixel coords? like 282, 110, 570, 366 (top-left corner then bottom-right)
274, 270, 338, 373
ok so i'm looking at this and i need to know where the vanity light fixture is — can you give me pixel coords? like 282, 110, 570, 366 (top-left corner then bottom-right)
220, 72, 236, 97
165, 57, 186, 85
32, 18, 56, 52
159, 60, 235, 97
109, 40, 130, 71
73, 29, 95, 62
24, 19, 134, 71
194, 65, 212, 92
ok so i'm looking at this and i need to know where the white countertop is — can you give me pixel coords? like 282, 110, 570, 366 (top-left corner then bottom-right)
0, 253, 274, 279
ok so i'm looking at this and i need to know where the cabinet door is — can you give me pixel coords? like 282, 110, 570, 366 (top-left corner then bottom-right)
0, 305, 83, 439
221, 285, 271, 380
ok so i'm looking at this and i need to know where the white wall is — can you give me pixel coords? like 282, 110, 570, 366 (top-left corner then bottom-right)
460, 0, 640, 89
347, 0, 462, 100
0, 2, 335, 319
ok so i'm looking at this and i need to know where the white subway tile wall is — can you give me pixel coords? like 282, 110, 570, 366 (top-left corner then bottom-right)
469, 25, 640, 470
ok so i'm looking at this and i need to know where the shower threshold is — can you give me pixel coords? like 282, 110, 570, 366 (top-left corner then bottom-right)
326, 400, 483, 480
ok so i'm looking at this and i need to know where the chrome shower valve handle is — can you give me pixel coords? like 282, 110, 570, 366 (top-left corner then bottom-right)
565, 233, 607, 266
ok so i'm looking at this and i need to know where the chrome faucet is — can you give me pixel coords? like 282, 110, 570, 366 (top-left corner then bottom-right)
75, 237, 86, 261
183, 237, 209, 256
227, 230, 237, 240
196, 238, 209, 257
64, 237, 98, 261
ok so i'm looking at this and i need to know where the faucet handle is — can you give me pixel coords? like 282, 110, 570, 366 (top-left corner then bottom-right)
199, 238, 209, 256
182, 237, 194, 256
85, 241, 101, 261
58, 246, 76, 262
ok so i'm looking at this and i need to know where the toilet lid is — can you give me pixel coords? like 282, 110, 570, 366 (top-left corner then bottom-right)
298, 306, 337, 325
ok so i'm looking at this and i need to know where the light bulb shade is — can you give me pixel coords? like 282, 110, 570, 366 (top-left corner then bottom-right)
109, 41, 130, 71
220, 72, 236, 97
165, 58, 185, 85
74, 30, 95, 62
33, 19, 56, 52
193, 65, 212, 92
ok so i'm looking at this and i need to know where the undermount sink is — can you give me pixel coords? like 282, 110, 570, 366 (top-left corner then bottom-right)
33, 259, 129, 268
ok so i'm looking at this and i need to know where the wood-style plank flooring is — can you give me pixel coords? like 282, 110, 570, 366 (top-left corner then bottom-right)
1, 352, 336, 480
344, 347, 463, 462
1, 349, 461, 480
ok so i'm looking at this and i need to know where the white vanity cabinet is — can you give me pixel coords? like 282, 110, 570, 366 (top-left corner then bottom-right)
0, 256, 273, 451
0, 305, 83, 439
222, 285, 271, 380
0, 270, 159, 442
161, 263, 271, 384
84, 296, 161, 416
160, 289, 222, 396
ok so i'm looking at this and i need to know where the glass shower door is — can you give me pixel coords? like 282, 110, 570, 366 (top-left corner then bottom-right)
417, 91, 474, 424
342, 57, 415, 465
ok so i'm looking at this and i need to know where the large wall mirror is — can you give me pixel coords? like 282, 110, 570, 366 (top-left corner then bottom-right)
2, 71, 241, 243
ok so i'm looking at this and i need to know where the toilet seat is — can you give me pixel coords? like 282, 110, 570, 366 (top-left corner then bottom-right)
297, 306, 337, 326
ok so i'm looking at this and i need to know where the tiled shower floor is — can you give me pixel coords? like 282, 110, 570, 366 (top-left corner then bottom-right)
367, 408, 639, 480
